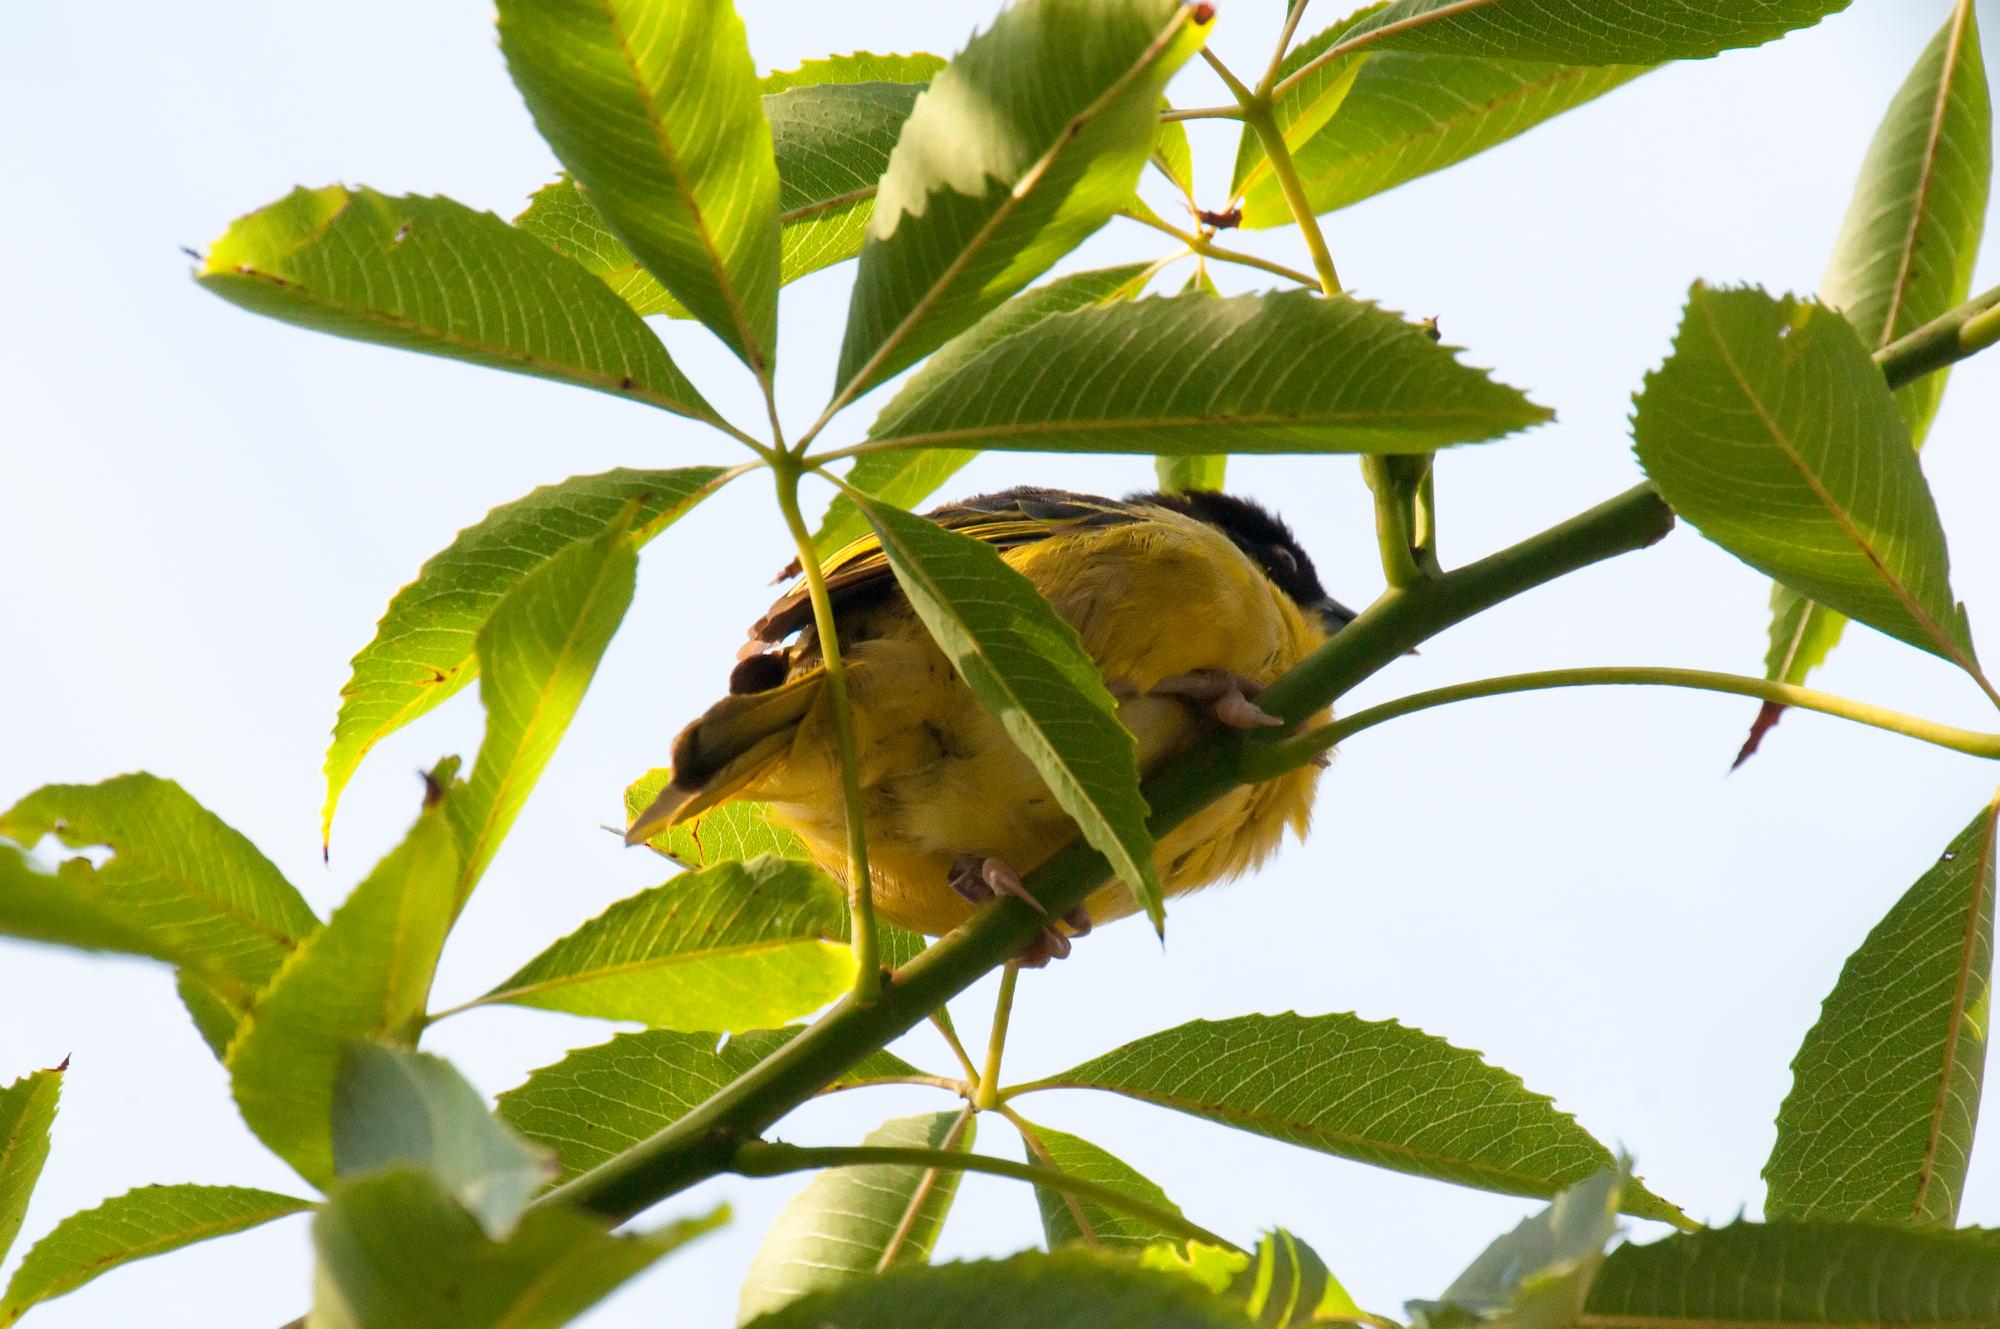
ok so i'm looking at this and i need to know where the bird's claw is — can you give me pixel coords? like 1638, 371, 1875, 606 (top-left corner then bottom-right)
948, 855, 1092, 966
1151, 670, 1285, 729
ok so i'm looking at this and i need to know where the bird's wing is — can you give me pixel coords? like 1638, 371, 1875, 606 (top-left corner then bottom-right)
749, 487, 1144, 645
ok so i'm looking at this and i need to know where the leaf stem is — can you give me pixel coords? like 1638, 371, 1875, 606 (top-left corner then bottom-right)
930, 1011, 982, 1086
524, 483, 1673, 1226
1259, 0, 1315, 94
732, 1140, 1236, 1251
769, 459, 881, 1005
1236, 97, 1341, 295
1160, 103, 1245, 122
998, 1104, 1104, 1247
975, 962, 1021, 1111
1876, 280, 2000, 389
1118, 207, 1323, 289
873, 1104, 975, 1272
1242, 666, 2000, 781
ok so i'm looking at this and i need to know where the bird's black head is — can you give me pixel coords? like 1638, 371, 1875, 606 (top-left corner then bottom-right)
1133, 489, 1357, 632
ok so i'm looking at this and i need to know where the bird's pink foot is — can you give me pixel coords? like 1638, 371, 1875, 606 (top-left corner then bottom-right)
948, 856, 1092, 966
1152, 670, 1285, 729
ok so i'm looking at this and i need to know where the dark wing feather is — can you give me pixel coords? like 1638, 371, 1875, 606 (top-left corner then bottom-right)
750, 487, 1141, 645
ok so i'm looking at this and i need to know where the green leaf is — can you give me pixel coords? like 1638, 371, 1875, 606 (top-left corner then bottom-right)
331, 1044, 554, 1240
1153, 111, 1197, 204
1148, 1231, 1366, 1327
472, 856, 854, 1031
1764, 802, 1998, 1225
738, 1112, 977, 1325
1631, 285, 1980, 678
227, 807, 460, 1188
1013, 1118, 1186, 1250
0, 775, 318, 995
309, 1168, 721, 1329
0, 1184, 310, 1323
741, 1249, 1261, 1329
1230, 12, 1372, 205
817, 263, 1154, 556
863, 291, 1549, 457
1338, 0, 1852, 64
834, 0, 1208, 397
1030, 1012, 1682, 1223
846, 493, 1164, 928
1408, 1167, 1621, 1329
760, 52, 947, 95
1239, 15, 1643, 226
323, 467, 725, 845
0, 1067, 61, 1270
496, 0, 780, 370
518, 77, 931, 320
1751, 6, 1989, 750
447, 510, 639, 902
624, 772, 812, 864
176, 968, 247, 1061
1154, 268, 1227, 493
497, 1029, 924, 1182
198, 187, 711, 420
1585, 1221, 2000, 1325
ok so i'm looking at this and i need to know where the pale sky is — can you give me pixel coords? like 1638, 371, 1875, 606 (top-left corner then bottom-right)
3, 2, 1996, 1325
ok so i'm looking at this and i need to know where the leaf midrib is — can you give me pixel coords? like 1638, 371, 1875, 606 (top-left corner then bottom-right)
485, 934, 844, 1005
1879, 2, 1975, 347
868, 404, 1537, 450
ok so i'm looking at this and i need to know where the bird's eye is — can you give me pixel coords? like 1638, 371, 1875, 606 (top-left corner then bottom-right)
1265, 544, 1298, 577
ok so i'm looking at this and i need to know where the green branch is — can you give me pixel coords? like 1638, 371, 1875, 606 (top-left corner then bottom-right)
732, 1140, 1236, 1251
1243, 666, 2000, 781
1876, 281, 2000, 389
531, 482, 1674, 1225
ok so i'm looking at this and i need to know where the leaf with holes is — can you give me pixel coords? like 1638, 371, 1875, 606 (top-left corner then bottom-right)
834, 0, 1207, 398
1014, 1118, 1187, 1251
1025, 1012, 1682, 1222
1239, 12, 1644, 226
737, 1112, 976, 1325
496, 1029, 925, 1182
0, 1066, 60, 1271
1585, 1222, 2000, 1324
0, 776, 318, 998
847, 493, 1163, 929
1764, 802, 1998, 1225
1746, 6, 1990, 760
311, 1168, 722, 1329
1336, 0, 1852, 65
1, 1185, 311, 1323
227, 806, 460, 1189
1632, 285, 1981, 681
864, 291, 1548, 457
332, 1045, 553, 1240
198, 188, 710, 419
470, 857, 854, 1031
446, 511, 639, 902
816, 263, 1154, 556
325, 467, 726, 845
496, 0, 780, 370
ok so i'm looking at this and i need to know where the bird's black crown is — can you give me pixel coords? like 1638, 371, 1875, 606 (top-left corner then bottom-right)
1134, 488, 1335, 616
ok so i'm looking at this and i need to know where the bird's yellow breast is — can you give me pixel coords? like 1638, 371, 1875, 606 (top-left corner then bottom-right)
750, 508, 1329, 936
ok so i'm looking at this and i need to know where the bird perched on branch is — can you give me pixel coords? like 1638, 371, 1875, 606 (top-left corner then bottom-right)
627, 486, 1354, 960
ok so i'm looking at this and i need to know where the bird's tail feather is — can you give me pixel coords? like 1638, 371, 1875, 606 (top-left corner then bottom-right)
624, 670, 824, 845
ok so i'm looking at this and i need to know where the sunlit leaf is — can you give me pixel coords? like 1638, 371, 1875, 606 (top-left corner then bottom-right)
1337, 0, 1851, 64
228, 806, 460, 1188
309, 1168, 721, 1329
624, 772, 811, 864
1585, 1221, 2000, 1325
1028, 1012, 1682, 1222
496, 0, 780, 369
0, 1185, 310, 1322
324, 467, 725, 845
834, 0, 1208, 397
1764, 802, 1998, 1225
1154, 267, 1226, 493
198, 187, 711, 419
741, 1249, 1261, 1329
1632, 285, 1980, 680
0, 775, 318, 997
472, 856, 854, 1031
496, 1029, 925, 1182
1748, 5, 1990, 757
846, 493, 1164, 928
864, 291, 1548, 456
760, 52, 946, 94
816, 263, 1153, 556
1408, 1167, 1621, 1328
738, 1112, 975, 1324
1239, 12, 1643, 225
446, 512, 639, 902
1015, 1118, 1186, 1251
331, 1044, 553, 1240
0, 1066, 61, 1270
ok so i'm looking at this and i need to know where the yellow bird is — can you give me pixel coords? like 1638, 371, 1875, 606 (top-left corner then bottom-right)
627, 486, 1354, 958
